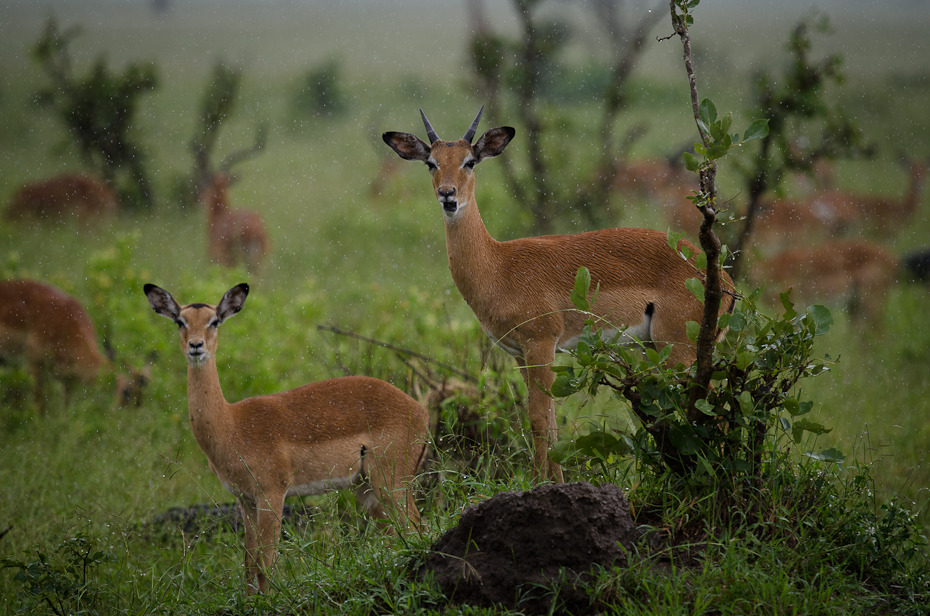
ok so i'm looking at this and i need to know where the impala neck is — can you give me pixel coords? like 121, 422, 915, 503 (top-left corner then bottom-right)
206, 186, 229, 219
186, 358, 229, 456
443, 193, 499, 299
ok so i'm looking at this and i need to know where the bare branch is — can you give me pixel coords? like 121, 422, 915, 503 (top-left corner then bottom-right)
316, 324, 478, 384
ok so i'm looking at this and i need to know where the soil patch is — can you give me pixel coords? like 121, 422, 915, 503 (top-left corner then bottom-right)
417, 481, 642, 614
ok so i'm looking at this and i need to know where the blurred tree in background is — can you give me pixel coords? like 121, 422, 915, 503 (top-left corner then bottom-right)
32, 17, 159, 209
467, 0, 666, 233
184, 62, 267, 206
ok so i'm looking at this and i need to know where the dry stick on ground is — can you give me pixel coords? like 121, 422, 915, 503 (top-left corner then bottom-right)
666, 1, 727, 422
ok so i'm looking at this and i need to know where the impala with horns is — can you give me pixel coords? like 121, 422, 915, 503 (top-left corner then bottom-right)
383, 108, 736, 482
144, 283, 429, 594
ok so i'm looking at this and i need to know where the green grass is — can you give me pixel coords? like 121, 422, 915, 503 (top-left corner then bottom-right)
1, 1, 929, 613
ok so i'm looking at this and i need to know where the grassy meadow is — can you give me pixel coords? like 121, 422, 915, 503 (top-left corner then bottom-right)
1, 0, 929, 613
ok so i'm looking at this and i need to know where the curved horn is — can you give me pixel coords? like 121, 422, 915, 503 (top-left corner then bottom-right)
463, 105, 484, 143
420, 109, 440, 144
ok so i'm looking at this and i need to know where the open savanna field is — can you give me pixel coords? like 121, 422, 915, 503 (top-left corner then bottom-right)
1, 0, 929, 613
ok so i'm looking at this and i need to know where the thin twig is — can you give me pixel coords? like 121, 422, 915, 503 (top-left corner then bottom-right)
316, 324, 477, 383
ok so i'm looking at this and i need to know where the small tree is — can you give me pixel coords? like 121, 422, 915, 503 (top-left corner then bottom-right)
292, 58, 348, 119
727, 13, 873, 280
550, 0, 838, 502
32, 17, 158, 209
186, 62, 266, 204
468, 0, 666, 233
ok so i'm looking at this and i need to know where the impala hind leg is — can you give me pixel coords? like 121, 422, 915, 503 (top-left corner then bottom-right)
356, 443, 421, 532
519, 346, 564, 483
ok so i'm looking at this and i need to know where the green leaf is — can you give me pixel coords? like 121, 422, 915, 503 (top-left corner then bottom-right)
644, 347, 663, 366
727, 311, 747, 332
570, 266, 591, 311
551, 372, 578, 397
682, 151, 700, 171
807, 304, 833, 335
706, 143, 728, 160
698, 98, 717, 125
791, 417, 832, 443
685, 277, 705, 303
742, 118, 769, 142
657, 343, 673, 364
686, 320, 700, 342
668, 423, 702, 456
778, 291, 798, 319
804, 447, 845, 463
694, 251, 707, 270
738, 390, 754, 414
735, 350, 754, 371
719, 111, 733, 135
667, 230, 687, 252
695, 398, 716, 416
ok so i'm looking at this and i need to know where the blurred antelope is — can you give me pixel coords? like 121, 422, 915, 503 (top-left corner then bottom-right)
144, 283, 429, 594
753, 239, 899, 322
614, 157, 690, 202
199, 174, 269, 271
813, 158, 927, 236
753, 159, 928, 247
383, 108, 736, 482
4, 173, 118, 223
0, 279, 145, 411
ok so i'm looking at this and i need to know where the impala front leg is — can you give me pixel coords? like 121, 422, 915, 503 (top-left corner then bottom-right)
239, 497, 263, 594
254, 494, 284, 594
520, 342, 564, 483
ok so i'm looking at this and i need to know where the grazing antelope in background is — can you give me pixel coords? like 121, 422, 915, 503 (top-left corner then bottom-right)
752, 159, 928, 247
753, 239, 899, 322
199, 174, 269, 272
812, 158, 928, 236
144, 283, 429, 594
383, 108, 736, 482
4, 173, 118, 223
0, 279, 145, 411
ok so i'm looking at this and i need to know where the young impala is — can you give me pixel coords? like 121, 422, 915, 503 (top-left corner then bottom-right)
383, 108, 735, 482
144, 283, 429, 594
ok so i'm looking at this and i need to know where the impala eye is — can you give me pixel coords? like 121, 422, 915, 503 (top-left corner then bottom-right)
425, 160, 438, 172
464, 159, 477, 170
208, 318, 220, 329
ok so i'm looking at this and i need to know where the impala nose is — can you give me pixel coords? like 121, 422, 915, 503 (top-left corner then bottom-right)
188, 340, 205, 359
438, 187, 457, 212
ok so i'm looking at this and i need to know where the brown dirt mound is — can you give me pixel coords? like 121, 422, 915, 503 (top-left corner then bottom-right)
417, 481, 642, 614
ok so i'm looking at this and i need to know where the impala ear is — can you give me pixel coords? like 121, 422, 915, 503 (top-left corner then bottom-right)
216, 283, 249, 323
144, 284, 181, 321
382, 131, 431, 162
473, 127, 515, 162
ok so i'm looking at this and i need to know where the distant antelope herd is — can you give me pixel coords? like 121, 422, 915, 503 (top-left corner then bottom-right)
3, 105, 928, 595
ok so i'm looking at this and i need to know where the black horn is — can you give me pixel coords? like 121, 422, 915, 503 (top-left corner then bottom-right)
463, 105, 484, 143
420, 109, 440, 144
